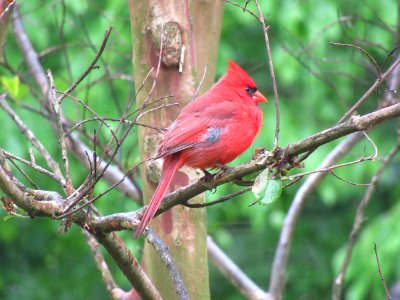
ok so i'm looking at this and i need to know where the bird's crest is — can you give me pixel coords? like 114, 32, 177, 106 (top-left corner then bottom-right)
219, 59, 257, 89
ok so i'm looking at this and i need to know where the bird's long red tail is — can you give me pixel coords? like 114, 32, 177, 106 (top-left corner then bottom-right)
134, 154, 184, 238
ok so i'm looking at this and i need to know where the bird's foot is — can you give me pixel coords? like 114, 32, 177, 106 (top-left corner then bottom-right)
270, 146, 304, 175
214, 162, 229, 172
201, 169, 215, 181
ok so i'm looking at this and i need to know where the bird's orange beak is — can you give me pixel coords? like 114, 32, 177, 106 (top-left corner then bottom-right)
253, 90, 267, 103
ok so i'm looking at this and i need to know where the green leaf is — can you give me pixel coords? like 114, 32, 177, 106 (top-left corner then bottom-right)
252, 169, 282, 205
1, 75, 20, 98
252, 169, 270, 200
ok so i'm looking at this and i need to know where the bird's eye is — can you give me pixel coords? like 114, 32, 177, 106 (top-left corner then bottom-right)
245, 86, 257, 97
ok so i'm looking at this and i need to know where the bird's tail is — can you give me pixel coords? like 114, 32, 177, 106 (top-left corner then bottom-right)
134, 154, 183, 238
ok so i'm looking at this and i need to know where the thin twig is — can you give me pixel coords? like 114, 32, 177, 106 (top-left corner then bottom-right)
223, 0, 260, 20
328, 170, 371, 186
57, 26, 113, 104
56, 158, 150, 219
7, 157, 39, 189
184, 187, 251, 208
2, 150, 65, 186
337, 55, 400, 124
63, 24, 166, 211
374, 243, 392, 300
66, 117, 166, 136
278, 38, 346, 106
191, 64, 208, 101
60, 92, 119, 143
332, 141, 400, 299
268, 132, 364, 298
48, 70, 72, 193
137, 102, 179, 120
79, 17, 123, 114
58, 0, 73, 82
282, 132, 377, 183
253, 0, 281, 147
330, 42, 381, 77
12, 7, 141, 200
0, 94, 65, 185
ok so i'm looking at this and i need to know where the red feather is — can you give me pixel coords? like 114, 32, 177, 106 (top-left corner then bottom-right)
134, 60, 267, 237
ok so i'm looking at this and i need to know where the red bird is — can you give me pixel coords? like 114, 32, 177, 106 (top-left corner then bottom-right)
134, 60, 267, 237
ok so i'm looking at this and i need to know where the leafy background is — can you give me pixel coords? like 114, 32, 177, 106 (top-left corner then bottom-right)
0, 1, 399, 299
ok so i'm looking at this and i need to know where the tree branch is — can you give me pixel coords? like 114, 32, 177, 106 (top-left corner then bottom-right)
332, 139, 400, 299
207, 236, 270, 300
94, 232, 162, 300
155, 103, 400, 216
11, 6, 141, 201
268, 132, 364, 298
144, 229, 189, 300
253, 0, 281, 147
0, 148, 161, 299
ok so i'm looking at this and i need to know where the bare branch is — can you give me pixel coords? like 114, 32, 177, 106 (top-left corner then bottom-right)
57, 26, 113, 104
0, 94, 65, 184
253, 0, 281, 147
338, 55, 400, 124
123, 103, 400, 223
332, 141, 400, 299
83, 231, 119, 295
47, 70, 72, 193
288, 103, 400, 156
374, 243, 392, 300
207, 236, 271, 300
282, 132, 377, 184
144, 229, 189, 300
2, 150, 65, 186
223, 1, 260, 20
0, 148, 160, 300
0, 150, 64, 216
94, 232, 162, 300
11, 6, 141, 200
330, 42, 381, 77
184, 187, 251, 208
191, 64, 208, 101
268, 132, 364, 298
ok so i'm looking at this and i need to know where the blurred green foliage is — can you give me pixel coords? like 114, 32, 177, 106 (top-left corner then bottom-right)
0, 1, 399, 299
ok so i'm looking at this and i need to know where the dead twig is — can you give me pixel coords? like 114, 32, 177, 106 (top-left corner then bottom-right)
337, 55, 400, 124
48, 70, 72, 194
330, 42, 381, 77
184, 187, 251, 208
253, 0, 281, 147
0, 94, 66, 187
57, 26, 113, 104
374, 243, 392, 300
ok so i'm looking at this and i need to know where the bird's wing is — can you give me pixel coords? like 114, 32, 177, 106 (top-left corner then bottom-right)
157, 100, 237, 157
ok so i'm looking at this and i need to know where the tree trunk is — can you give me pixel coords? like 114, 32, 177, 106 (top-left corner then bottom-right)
129, 1, 223, 299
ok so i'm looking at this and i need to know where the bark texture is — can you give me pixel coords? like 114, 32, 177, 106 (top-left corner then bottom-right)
129, 1, 223, 299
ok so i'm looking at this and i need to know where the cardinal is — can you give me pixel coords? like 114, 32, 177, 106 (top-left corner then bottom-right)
134, 60, 267, 237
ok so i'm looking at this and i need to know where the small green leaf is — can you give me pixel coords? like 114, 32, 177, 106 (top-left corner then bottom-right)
252, 169, 270, 200
1, 75, 20, 98
252, 169, 282, 205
